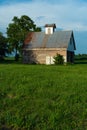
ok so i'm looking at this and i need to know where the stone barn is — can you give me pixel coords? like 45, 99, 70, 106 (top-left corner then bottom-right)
23, 24, 76, 64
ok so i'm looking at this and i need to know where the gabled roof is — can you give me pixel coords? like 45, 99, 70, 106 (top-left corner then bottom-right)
24, 30, 76, 50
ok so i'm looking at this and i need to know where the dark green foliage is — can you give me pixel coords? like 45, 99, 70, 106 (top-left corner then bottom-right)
75, 54, 87, 60
7, 15, 41, 60
15, 53, 19, 61
0, 32, 8, 60
0, 64, 87, 129
34, 27, 42, 32
54, 53, 64, 65
75, 54, 87, 64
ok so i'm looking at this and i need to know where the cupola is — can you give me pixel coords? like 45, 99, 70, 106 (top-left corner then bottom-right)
45, 23, 56, 34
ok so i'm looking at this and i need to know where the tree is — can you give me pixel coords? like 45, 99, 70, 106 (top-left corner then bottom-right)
0, 32, 8, 60
7, 15, 41, 60
54, 53, 64, 65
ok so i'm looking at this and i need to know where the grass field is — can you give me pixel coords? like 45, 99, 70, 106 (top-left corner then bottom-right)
0, 63, 87, 130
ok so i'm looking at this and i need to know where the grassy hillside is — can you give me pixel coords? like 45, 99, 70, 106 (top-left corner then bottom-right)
0, 64, 87, 129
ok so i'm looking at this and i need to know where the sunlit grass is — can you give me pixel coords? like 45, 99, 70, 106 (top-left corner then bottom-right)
0, 64, 87, 129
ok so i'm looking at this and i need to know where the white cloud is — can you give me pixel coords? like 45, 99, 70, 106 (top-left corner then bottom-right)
0, 0, 87, 34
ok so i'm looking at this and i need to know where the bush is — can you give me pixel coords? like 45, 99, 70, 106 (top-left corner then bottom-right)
54, 53, 64, 65
15, 54, 19, 61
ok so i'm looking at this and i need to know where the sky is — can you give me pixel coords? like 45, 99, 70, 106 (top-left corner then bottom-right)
0, 0, 87, 54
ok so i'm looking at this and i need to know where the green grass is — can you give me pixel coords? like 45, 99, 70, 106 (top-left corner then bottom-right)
0, 63, 87, 129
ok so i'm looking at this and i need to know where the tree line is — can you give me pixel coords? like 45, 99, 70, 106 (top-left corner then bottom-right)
0, 15, 41, 61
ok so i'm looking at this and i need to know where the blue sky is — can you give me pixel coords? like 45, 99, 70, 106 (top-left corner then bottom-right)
0, 0, 87, 54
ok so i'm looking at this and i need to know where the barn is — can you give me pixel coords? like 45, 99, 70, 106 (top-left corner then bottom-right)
23, 24, 76, 64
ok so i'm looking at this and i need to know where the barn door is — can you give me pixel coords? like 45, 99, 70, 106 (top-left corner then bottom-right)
51, 57, 54, 64
46, 56, 54, 64
46, 56, 51, 65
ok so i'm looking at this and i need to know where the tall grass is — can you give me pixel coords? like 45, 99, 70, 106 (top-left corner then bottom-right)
0, 64, 87, 129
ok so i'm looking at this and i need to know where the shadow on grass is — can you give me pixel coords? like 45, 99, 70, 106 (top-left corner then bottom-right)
0, 57, 22, 64
1, 57, 87, 65
0, 126, 14, 130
